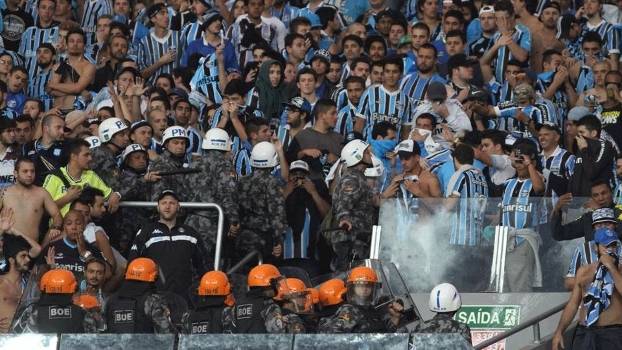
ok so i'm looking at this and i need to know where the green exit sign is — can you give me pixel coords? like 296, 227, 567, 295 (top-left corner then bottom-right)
454, 305, 521, 330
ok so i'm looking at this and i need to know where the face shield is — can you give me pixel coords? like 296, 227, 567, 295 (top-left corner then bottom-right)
364, 153, 385, 193
346, 280, 379, 307
274, 279, 313, 314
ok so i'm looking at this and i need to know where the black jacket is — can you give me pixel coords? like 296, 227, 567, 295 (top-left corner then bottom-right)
568, 138, 615, 197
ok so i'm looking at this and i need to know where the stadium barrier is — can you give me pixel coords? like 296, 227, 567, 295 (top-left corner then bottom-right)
0, 333, 473, 350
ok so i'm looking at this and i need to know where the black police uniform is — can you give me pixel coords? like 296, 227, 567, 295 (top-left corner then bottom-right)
186, 297, 230, 334
35, 293, 86, 333
232, 289, 277, 333
105, 281, 158, 333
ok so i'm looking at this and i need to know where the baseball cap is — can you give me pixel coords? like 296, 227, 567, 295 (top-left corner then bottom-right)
311, 49, 331, 64
157, 190, 179, 201
394, 139, 421, 156
464, 86, 488, 103
290, 160, 310, 173
536, 121, 561, 135
592, 208, 618, 226
130, 120, 152, 134
567, 106, 591, 122
200, 10, 223, 31
426, 82, 447, 102
146, 3, 167, 19
594, 227, 621, 246
479, 5, 494, 16
398, 35, 412, 48
283, 96, 312, 115
447, 53, 477, 73
169, 88, 189, 100
298, 9, 322, 29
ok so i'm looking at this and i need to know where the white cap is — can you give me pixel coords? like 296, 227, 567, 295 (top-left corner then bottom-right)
290, 160, 310, 172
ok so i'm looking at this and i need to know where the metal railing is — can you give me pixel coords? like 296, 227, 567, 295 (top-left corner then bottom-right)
474, 301, 567, 349
227, 250, 263, 275
119, 201, 225, 270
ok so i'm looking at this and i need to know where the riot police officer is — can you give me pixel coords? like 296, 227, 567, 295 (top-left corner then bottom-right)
331, 140, 377, 271
318, 266, 403, 333
412, 283, 472, 344
91, 117, 130, 189
104, 257, 176, 333
273, 278, 309, 333
150, 125, 193, 201
232, 264, 287, 334
317, 278, 347, 325
182, 270, 235, 334
12, 269, 101, 333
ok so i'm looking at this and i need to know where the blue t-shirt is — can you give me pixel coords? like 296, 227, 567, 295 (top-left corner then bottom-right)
5, 91, 26, 114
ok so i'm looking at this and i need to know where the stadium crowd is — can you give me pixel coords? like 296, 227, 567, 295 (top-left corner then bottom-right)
0, 0, 621, 346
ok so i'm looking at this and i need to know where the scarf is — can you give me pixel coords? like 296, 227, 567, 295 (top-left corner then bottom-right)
583, 259, 617, 327
255, 59, 289, 120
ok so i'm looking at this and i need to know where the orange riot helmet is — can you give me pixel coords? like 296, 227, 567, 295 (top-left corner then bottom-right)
125, 258, 158, 282
318, 278, 347, 307
198, 271, 231, 296
40, 269, 77, 294
346, 266, 380, 307
247, 264, 281, 287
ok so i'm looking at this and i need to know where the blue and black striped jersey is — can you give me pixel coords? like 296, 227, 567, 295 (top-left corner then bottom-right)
501, 178, 541, 230
400, 72, 447, 104
18, 23, 59, 80
448, 167, 489, 246
357, 84, 412, 141
28, 67, 54, 111
582, 20, 620, 58
137, 30, 183, 84
487, 24, 531, 83
80, 0, 113, 46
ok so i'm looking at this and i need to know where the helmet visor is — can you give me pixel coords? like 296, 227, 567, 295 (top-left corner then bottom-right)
346, 281, 378, 307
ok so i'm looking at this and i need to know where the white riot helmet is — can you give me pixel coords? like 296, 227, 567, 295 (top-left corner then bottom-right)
251, 142, 278, 168
364, 154, 384, 177
162, 126, 189, 146
121, 144, 147, 163
341, 139, 369, 167
84, 136, 101, 149
202, 128, 231, 151
428, 283, 461, 313
98, 117, 128, 143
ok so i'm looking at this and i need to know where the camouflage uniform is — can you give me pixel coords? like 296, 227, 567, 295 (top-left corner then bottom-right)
180, 305, 235, 334
331, 167, 375, 270
105, 289, 177, 333
116, 168, 155, 254
236, 169, 287, 261
149, 150, 193, 202
141, 293, 178, 333
185, 151, 239, 264
317, 303, 395, 333
90, 145, 122, 190
282, 311, 306, 333
11, 303, 105, 333
411, 313, 472, 343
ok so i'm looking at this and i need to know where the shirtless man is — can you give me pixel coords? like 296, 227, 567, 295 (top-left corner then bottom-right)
553, 227, 622, 350
1, 158, 62, 244
47, 28, 96, 110
382, 139, 441, 215
576, 60, 610, 108
0, 209, 41, 333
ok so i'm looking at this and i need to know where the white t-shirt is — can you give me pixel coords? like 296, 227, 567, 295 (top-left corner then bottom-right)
83, 222, 108, 245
